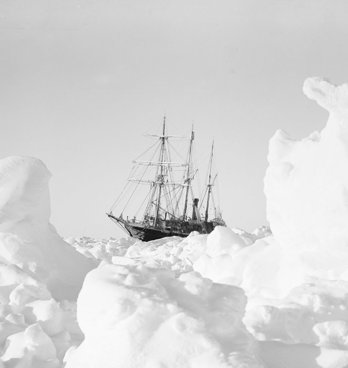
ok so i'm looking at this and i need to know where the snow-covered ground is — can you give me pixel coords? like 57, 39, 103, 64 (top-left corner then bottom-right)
1, 77, 348, 367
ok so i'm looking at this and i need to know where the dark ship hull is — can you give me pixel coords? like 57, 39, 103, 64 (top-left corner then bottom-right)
107, 213, 224, 242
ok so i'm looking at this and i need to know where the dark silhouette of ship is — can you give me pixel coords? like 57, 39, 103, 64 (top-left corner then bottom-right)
107, 118, 225, 241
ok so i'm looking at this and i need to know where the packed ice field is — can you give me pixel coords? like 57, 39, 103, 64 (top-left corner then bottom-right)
2, 77, 348, 367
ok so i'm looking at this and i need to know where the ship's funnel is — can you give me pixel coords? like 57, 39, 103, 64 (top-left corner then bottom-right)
192, 198, 199, 221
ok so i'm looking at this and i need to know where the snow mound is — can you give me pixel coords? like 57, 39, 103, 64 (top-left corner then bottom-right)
245, 280, 348, 347
0, 156, 94, 300
206, 226, 248, 256
68, 232, 348, 368
67, 236, 134, 262
0, 263, 81, 367
265, 78, 348, 254
195, 78, 348, 296
65, 263, 265, 368
0, 156, 95, 367
193, 226, 253, 285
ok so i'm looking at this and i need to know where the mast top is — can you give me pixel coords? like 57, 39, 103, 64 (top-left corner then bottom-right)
162, 116, 166, 136
205, 139, 215, 222
208, 140, 214, 181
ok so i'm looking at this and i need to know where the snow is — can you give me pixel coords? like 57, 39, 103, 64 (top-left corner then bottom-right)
3, 78, 348, 367
66, 263, 263, 368
0, 157, 94, 300
265, 77, 348, 254
0, 156, 93, 367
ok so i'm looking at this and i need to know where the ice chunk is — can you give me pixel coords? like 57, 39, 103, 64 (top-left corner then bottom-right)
265, 78, 348, 255
0, 156, 94, 300
23, 299, 64, 336
206, 226, 248, 257
303, 77, 348, 113
65, 263, 264, 368
1, 323, 58, 365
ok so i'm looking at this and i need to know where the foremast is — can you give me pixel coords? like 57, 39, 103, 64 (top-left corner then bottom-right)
204, 141, 218, 222
182, 127, 194, 221
154, 117, 166, 226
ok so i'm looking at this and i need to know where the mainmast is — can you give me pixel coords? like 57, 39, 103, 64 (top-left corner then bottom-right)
154, 116, 166, 226
205, 141, 214, 222
182, 127, 194, 220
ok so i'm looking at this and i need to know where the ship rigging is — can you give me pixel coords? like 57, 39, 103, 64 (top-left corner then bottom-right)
107, 118, 225, 241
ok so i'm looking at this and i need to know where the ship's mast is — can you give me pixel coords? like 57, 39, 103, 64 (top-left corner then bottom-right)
205, 141, 214, 222
182, 127, 194, 220
154, 116, 166, 226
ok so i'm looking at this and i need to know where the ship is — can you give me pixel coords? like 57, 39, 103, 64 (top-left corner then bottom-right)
107, 117, 226, 241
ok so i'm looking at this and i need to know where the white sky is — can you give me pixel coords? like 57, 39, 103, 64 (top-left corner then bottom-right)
1, 0, 348, 238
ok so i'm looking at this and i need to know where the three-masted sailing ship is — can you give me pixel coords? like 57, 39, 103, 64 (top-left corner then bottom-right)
107, 118, 225, 241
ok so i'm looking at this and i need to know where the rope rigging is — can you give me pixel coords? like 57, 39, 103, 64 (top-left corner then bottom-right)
109, 120, 223, 229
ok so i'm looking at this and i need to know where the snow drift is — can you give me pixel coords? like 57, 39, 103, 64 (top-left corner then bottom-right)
186, 78, 348, 368
0, 156, 95, 367
66, 227, 348, 368
0, 264, 81, 367
265, 77, 348, 254
193, 79, 348, 297
66, 262, 264, 368
0, 156, 94, 300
